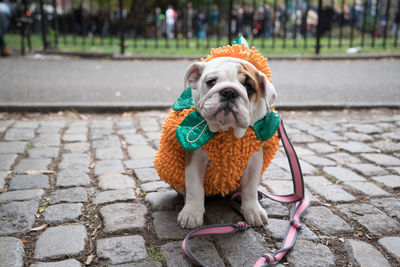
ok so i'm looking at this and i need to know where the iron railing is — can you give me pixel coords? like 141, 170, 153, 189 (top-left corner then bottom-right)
12, 0, 400, 55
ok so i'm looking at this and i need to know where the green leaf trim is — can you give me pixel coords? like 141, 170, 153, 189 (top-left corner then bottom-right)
251, 110, 280, 141
172, 88, 195, 111
176, 110, 217, 151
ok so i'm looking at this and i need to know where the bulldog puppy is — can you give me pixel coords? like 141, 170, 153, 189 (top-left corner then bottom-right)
178, 57, 277, 229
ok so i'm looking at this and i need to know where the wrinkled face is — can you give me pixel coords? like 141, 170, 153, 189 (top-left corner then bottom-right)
184, 57, 277, 138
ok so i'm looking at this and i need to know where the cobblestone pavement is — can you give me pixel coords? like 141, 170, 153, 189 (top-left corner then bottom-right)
0, 109, 399, 267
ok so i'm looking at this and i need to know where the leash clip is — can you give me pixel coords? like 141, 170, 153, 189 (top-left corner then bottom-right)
290, 219, 301, 230
235, 221, 253, 231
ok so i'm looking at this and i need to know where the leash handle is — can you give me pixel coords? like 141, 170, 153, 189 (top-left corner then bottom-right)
181, 119, 309, 267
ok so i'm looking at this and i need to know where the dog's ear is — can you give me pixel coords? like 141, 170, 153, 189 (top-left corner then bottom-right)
184, 62, 206, 90
258, 72, 277, 111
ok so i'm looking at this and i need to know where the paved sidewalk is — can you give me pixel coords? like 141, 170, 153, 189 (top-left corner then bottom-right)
1, 57, 400, 109
0, 109, 399, 266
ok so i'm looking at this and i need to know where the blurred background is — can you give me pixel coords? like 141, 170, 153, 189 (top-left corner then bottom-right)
5, 0, 400, 56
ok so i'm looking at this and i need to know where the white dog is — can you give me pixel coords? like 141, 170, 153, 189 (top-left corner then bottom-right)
177, 57, 277, 229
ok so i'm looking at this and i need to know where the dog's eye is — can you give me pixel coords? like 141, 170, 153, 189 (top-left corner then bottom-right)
206, 79, 217, 87
244, 82, 255, 96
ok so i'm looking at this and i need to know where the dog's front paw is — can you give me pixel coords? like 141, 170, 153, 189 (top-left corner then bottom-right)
178, 205, 204, 229
241, 202, 269, 227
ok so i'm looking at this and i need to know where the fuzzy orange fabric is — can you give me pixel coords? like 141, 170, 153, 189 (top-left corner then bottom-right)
153, 107, 280, 196
202, 43, 273, 83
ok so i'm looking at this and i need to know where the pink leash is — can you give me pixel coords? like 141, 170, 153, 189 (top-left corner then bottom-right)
181, 119, 310, 267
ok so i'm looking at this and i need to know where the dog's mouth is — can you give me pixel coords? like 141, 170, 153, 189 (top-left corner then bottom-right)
213, 101, 240, 124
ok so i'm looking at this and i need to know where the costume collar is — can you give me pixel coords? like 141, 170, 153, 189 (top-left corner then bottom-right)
174, 88, 280, 151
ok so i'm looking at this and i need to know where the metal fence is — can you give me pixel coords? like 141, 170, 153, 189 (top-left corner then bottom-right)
12, 0, 400, 55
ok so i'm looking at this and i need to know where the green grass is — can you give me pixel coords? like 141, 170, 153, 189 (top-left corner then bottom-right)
5, 32, 400, 56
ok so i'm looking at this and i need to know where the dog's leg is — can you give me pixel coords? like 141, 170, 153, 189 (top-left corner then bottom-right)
178, 149, 208, 228
240, 149, 269, 226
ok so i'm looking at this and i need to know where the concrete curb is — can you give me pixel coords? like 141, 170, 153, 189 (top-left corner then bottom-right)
0, 102, 399, 113
40, 50, 400, 61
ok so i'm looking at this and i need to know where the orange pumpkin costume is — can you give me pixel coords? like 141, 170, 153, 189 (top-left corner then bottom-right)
153, 42, 280, 196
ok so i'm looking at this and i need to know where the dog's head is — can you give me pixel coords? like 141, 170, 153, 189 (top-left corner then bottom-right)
184, 57, 277, 138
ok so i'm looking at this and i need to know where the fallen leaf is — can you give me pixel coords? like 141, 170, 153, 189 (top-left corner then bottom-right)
89, 162, 96, 169
85, 254, 94, 265
38, 207, 45, 213
25, 170, 56, 175
79, 114, 89, 120
19, 239, 28, 244
30, 224, 48, 232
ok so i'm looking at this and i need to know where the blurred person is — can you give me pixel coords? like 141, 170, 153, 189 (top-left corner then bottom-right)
394, 1, 400, 38
263, 4, 273, 38
155, 7, 163, 38
165, 5, 176, 38
242, 4, 253, 38
208, 5, 219, 38
253, 6, 264, 37
185, 2, 194, 38
0, 0, 12, 56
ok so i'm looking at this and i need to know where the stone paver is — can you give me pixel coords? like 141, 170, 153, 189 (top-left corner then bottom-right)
216, 230, 269, 267
28, 147, 59, 159
371, 197, 400, 219
361, 153, 400, 166
30, 259, 82, 267
348, 163, 389, 176
0, 188, 45, 203
162, 240, 225, 267
127, 146, 156, 160
0, 200, 38, 235
323, 166, 366, 182
0, 154, 17, 170
95, 159, 125, 175
144, 190, 180, 211
97, 235, 148, 264
0, 171, 7, 189
14, 158, 52, 174
378, 237, 400, 263
133, 167, 160, 183
303, 206, 354, 235
344, 181, 389, 196
326, 152, 361, 165
0, 141, 27, 154
8, 175, 50, 190
0, 110, 399, 266
4, 128, 35, 141
345, 239, 390, 267
305, 176, 356, 202
34, 224, 87, 259
0, 237, 25, 267
56, 170, 91, 187
96, 147, 124, 160
287, 240, 336, 267
337, 203, 400, 235
152, 210, 190, 240
124, 159, 154, 169
98, 173, 136, 190
58, 153, 90, 172
100, 203, 148, 233
331, 141, 375, 153
307, 142, 336, 154
371, 175, 400, 189
49, 187, 88, 204
43, 203, 83, 223
94, 189, 136, 205
140, 181, 171, 192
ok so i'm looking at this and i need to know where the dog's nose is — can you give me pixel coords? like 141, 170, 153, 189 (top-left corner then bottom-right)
219, 88, 239, 101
